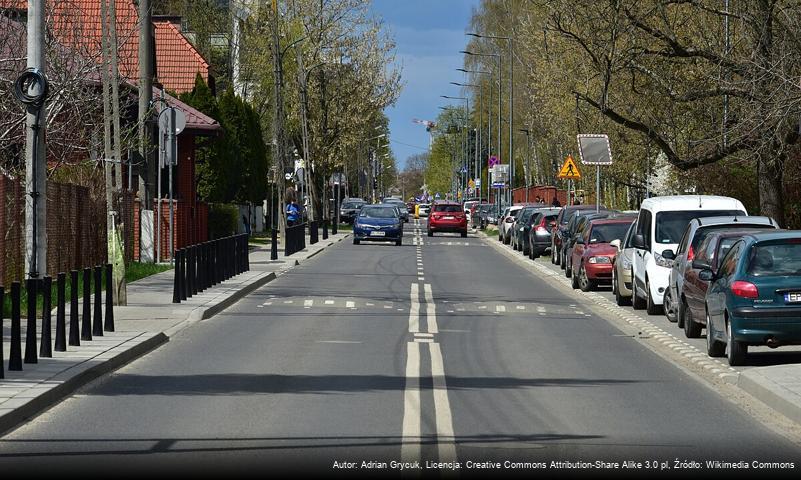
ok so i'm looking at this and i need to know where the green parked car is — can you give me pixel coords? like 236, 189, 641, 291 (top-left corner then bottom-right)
700, 231, 801, 366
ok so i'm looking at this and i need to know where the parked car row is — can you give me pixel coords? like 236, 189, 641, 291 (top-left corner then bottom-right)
495, 194, 801, 367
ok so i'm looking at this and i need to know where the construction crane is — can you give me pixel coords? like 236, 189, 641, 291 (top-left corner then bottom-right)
412, 118, 436, 150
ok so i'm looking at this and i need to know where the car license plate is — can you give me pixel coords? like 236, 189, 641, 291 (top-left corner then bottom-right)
370, 231, 386, 237
443, 216, 454, 220
785, 292, 801, 303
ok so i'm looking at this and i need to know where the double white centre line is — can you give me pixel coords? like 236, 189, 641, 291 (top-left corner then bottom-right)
401, 282, 457, 465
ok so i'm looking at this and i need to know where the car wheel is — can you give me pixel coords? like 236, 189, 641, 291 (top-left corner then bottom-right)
726, 318, 747, 366
632, 272, 646, 310
427, 230, 433, 237
396, 238, 402, 246
645, 279, 661, 315
613, 269, 630, 306
353, 238, 360, 245
706, 310, 725, 357
683, 299, 702, 338
579, 264, 594, 292
564, 260, 572, 278
571, 265, 580, 289
551, 242, 558, 264
461, 231, 467, 238
503, 232, 510, 245
664, 289, 677, 323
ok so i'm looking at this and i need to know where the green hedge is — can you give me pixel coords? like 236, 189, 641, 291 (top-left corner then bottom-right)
209, 204, 239, 240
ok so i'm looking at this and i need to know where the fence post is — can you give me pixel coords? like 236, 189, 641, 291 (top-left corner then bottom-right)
69, 270, 80, 346
105, 264, 114, 332
55, 273, 67, 351
24, 278, 38, 364
40, 276, 52, 358
244, 234, 250, 272
198, 244, 206, 292
81, 267, 92, 341
93, 266, 103, 337
9, 282, 22, 371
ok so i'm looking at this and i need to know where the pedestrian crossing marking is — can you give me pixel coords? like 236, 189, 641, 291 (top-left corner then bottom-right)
304, 300, 313, 307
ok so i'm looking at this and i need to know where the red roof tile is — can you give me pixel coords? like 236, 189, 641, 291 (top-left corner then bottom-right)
154, 20, 209, 93
153, 87, 220, 134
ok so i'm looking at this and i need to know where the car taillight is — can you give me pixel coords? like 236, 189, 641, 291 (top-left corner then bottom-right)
535, 226, 548, 234
687, 245, 694, 261
731, 281, 759, 299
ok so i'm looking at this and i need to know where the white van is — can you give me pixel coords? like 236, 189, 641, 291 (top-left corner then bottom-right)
631, 195, 747, 314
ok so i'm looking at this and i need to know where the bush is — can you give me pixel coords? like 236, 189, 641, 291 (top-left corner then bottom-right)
208, 203, 238, 239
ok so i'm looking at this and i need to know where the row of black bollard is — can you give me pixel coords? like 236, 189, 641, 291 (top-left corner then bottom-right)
4, 264, 116, 375
173, 233, 250, 303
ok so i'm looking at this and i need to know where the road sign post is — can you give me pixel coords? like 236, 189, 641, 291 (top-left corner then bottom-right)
577, 134, 613, 213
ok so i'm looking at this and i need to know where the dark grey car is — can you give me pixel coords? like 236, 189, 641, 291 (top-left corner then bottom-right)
663, 215, 780, 327
339, 198, 366, 224
527, 208, 561, 258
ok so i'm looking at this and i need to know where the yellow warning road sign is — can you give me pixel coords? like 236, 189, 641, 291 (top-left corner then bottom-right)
558, 155, 581, 180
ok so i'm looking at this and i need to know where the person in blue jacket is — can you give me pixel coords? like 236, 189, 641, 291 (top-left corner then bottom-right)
286, 200, 300, 226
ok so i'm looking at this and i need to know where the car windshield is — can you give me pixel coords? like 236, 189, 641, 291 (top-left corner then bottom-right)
342, 202, 363, 209
434, 204, 461, 212
359, 207, 398, 219
589, 223, 632, 244
748, 241, 801, 276
655, 210, 745, 245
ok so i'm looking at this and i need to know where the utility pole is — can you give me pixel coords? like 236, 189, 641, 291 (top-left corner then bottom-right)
138, 0, 154, 261
271, 0, 288, 245
23, 0, 47, 280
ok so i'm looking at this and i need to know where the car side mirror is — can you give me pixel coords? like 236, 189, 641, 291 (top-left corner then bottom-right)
698, 269, 715, 282
610, 239, 621, 250
505, 217, 514, 223
662, 249, 676, 260
632, 234, 646, 249
692, 259, 711, 271
576, 238, 585, 245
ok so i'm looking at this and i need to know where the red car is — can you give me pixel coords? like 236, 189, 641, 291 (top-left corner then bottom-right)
428, 200, 467, 237
570, 218, 635, 291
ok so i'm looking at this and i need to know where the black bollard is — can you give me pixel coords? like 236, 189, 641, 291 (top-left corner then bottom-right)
93, 266, 103, 337
9, 282, 22, 371
24, 278, 38, 364
198, 244, 206, 292
271, 227, 278, 260
105, 264, 114, 332
40, 276, 52, 358
173, 249, 182, 304
310, 221, 318, 245
0, 286, 4, 378
69, 270, 80, 346
188, 245, 197, 297
322, 219, 328, 240
244, 235, 250, 272
332, 218, 338, 235
81, 267, 92, 341
55, 273, 67, 352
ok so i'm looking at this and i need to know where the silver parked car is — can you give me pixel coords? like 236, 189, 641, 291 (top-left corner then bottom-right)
611, 220, 637, 306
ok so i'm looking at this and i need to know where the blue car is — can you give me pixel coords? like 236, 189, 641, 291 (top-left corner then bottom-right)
353, 204, 404, 246
699, 231, 801, 365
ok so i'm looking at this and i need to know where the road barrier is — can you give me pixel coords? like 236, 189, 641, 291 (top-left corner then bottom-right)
285, 223, 306, 257
172, 233, 250, 304
2, 264, 114, 378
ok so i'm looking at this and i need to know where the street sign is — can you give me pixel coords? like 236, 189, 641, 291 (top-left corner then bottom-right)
491, 182, 506, 189
284, 173, 293, 181
557, 155, 581, 180
488, 155, 499, 167
577, 134, 613, 165
475, 179, 481, 187
492, 164, 509, 183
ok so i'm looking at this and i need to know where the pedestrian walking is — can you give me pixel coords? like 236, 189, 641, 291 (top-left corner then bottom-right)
551, 196, 561, 207
286, 201, 300, 227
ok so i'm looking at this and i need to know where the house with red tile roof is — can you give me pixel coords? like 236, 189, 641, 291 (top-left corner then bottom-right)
1, 0, 222, 260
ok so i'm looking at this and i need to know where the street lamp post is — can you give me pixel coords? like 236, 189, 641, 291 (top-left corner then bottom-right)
451, 81, 482, 203
458, 68, 492, 204
519, 128, 531, 202
441, 95, 469, 200
467, 33, 513, 205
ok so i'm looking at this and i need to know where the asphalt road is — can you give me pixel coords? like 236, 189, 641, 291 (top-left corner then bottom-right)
0, 221, 800, 477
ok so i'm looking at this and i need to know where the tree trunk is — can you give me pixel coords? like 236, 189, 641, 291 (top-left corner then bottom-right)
758, 153, 785, 226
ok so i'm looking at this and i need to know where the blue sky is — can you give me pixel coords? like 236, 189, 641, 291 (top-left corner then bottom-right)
370, 0, 479, 169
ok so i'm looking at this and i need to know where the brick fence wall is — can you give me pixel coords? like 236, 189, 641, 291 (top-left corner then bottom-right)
0, 174, 134, 286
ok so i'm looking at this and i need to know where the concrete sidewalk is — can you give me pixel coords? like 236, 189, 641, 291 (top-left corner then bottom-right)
0, 231, 349, 434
